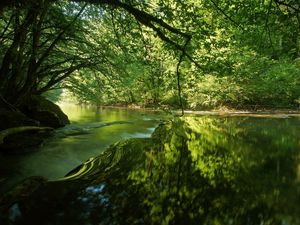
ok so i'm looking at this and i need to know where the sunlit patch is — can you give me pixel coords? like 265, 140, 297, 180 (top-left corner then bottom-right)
122, 132, 152, 138
142, 117, 153, 121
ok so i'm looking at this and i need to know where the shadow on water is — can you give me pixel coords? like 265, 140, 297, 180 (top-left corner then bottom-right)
1, 116, 300, 225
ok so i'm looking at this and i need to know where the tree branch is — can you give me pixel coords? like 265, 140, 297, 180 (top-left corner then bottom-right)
36, 62, 89, 94
209, 0, 244, 30
176, 37, 190, 116
35, 3, 87, 69
0, 13, 13, 42
273, 0, 300, 12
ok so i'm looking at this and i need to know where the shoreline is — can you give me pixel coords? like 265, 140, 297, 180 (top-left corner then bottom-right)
180, 110, 300, 118
58, 102, 300, 117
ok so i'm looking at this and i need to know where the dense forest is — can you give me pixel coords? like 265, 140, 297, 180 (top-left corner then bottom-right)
0, 0, 299, 113
1, 1, 300, 224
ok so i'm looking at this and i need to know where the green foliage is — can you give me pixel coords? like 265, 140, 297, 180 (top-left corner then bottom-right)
185, 54, 300, 109
0, 0, 299, 109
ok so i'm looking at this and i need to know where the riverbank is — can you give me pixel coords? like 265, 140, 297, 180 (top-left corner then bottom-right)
62, 103, 300, 117
181, 108, 300, 118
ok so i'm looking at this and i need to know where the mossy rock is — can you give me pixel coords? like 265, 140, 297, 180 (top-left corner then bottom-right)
21, 95, 69, 128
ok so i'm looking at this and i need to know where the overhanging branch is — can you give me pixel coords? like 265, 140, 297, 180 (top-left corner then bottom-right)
72, 0, 202, 68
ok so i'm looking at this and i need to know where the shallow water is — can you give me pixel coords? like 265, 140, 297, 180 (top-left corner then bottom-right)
0, 105, 162, 193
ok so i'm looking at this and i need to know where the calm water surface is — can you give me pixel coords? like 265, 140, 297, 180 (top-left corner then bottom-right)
0, 105, 163, 192
1, 109, 300, 225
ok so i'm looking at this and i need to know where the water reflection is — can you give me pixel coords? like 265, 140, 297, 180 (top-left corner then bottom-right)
134, 117, 300, 225
1, 116, 300, 225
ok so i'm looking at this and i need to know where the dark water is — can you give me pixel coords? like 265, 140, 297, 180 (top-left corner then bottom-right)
1, 112, 300, 225
0, 105, 162, 193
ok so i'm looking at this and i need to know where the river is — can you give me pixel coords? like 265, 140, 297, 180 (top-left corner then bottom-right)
1, 107, 300, 224
0, 105, 164, 193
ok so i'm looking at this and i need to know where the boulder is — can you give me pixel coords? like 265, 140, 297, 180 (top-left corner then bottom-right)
21, 95, 69, 128
0, 95, 64, 152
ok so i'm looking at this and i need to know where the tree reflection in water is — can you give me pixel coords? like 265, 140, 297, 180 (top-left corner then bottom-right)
129, 117, 300, 225
1, 116, 300, 225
